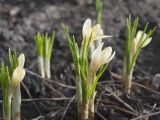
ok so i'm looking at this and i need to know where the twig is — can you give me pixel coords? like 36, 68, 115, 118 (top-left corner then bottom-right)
111, 72, 160, 95
96, 111, 108, 120
131, 111, 160, 120
98, 83, 138, 115
26, 69, 73, 97
0, 97, 71, 102
135, 65, 153, 77
95, 95, 136, 119
21, 97, 72, 102
144, 104, 160, 111
152, 104, 157, 111
95, 88, 110, 112
109, 70, 116, 92
114, 106, 137, 116
26, 69, 76, 89
111, 92, 137, 114
132, 82, 160, 95
61, 95, 75, 120
21, 82, 42, 114
32, 115, 44, 120
111, 72, 122, 80
144, 104, 158, 120
40, 79, 65, 97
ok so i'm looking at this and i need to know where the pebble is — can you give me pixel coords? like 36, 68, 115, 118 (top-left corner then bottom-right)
152, 74, 160, 90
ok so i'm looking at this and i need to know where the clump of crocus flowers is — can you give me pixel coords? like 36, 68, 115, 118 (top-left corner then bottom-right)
122, 16, 156, 94
63, 18, 115, 120
0, 49, 25, 120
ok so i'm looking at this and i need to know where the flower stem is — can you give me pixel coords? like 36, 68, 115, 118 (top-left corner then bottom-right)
76, 77, 82, 120
11, 85, 21, 120
3, 89, 11, 120
123, 69, 133, 94
45, 58, 51, 79
95, 39, 102, 49
90, 42, 95, 58
38, 56, 45, 78
88, 92, 96, 120
81, 102, 89, 120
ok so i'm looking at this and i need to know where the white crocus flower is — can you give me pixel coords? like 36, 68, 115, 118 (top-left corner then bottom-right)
87, 42, 115, 84
82, 18, 112, 42
11, 54, 25, 89
131, 30, 152, 55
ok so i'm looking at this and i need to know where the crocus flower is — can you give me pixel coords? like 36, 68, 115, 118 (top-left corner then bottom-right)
87, 42, 115, 84
82, 18, 111, 42
131, 30, 152, 55
11, 54, 25, 89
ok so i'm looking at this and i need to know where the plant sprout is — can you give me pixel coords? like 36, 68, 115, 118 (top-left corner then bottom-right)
122, 16, 156, 94
63, 18, 115, 120
0, 61, 11, 120
90, 0, 104, 56
0, 49, 25, 120
35, 31, 55, 79
96, 0, 103, 25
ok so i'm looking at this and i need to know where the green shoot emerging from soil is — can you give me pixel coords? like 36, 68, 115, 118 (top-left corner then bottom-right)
96, 0, 103, 25
35, 31, 55, 79
63, 18, 115, 120
90, 0, 105, 57
122, 16, 156, 94
0, 61, 11, 120
0, 49, 25, 120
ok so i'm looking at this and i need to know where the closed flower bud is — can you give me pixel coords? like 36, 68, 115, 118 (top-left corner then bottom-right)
131, 30, 152, 55
11, 54, 25, 89
18, 54, 25, 68
87, 42, 115, 84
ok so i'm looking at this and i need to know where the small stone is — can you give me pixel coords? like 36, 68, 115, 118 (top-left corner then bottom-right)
152, 74, 160, 90
10, 7, 20, 16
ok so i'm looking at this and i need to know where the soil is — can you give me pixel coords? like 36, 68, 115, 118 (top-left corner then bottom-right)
0, 0, 160, 120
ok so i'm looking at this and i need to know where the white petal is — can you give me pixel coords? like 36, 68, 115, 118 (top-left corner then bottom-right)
11, 67, 25, 88
91, 42, 103, 60
143, 33, 147, 40
91, 24, 102, 35
135, 30, 152, 48
18, 54, 25, 68
131, 38, 138, 55
91, 24, 112, 41
102, 35, 113, 38
107, 51, 115, 62
136, 30, 143, 40
82, 18, 91, 39
90, 43, 104, 72
94, 35, 112, 41
102, 46, 112, 63
142, 37, 152, 48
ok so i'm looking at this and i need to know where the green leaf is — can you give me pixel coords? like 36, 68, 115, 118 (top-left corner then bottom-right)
125, 16, 138, 74
96, 0, 103, 24
62, 23, 80, 76
89, 64, 108, 98
125, 15, 132, 73
79, 64, 88, 103
35, 32, 44, 57
8, 48, 18, 75
44, 31, 55, 60
0, 61, 10, 90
